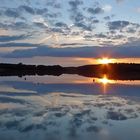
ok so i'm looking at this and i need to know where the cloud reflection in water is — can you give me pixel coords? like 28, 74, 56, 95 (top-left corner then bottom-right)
0, 89, 140, 140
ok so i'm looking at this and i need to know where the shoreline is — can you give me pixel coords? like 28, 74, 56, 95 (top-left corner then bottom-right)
0, 63, 140, 80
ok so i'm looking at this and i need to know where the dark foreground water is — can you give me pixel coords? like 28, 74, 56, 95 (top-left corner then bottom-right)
0, 75, 140, 140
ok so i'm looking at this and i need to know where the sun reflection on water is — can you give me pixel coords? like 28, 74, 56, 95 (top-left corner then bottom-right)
95, 75, 114, 94
99, 75, 109, 85
96, 75, 113, 85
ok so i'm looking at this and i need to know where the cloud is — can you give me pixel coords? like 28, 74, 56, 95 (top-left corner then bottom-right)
0, 0, 139, 47
74, 22, 92, 31
92, 19, 100, 23
0, 42, 40, 47
55, 22, 68, 28
102, 5, 112, 12
104, 16, 111, 20
68, 1, 100, 31
107, 20, 140, 40
108, 20, 130, 30
0, 34, 30, 42
87, 7, 104, 14
69, 0, 83, 10
3, 80, 140, 96
87, 4, 112, 15
94, 33, 107, 38
4, 45, 140, 58
124, 38, 140, 47
0, 22, 31, 31
19, 5, 35, 14
33, 16, 48, 29
35, 8, 48, 15
46, 0, 62, 8
1, 6, 48, 22
0, 96, 27, 104
4, 9, 20, 18
33, 22, 48, 29
0, 80, 139, 139
107, 111, 127, 120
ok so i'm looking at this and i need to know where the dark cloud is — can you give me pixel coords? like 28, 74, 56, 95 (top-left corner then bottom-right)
107, 111, 127, 120
73, 12, 85, 23
45, 12, 61, 18
94, 33, 107, 38
46, 0, 55, 6
108, 21, 140, 34
68, 1, 102, 31
0, 34, 30, 42
50, 27, 69, 33
0, 42, 40, 47
86, 125, 101, 133
92, 19, 100, 23
0, 22, 31, 31
33, 22, 48, 29
124, 38, 140, 47
4, 6, 48, 17
108, 20, 130, 30
4, 9, 20, 18
0, 96, 27, 104
55, 22, 68, 28
13, 22, 30, 29
19, 5, 35, 14
60, 43, 87, 46
84, 35, 93, 39
0, 0, 139, 46
19, 124, 46, 132
35, 8, 48, 15
69, 0, 83, 10
74, 22, 92, 31
87, 7, 104, 15
71, 14, 94, 31
54, 3, 61, 9
126, 28, 136, 33
46, 0, 62, 9
4, 45, 140, 58
68, 0, 91, 31
104, 16, 111, 20
111, 34, 125, 39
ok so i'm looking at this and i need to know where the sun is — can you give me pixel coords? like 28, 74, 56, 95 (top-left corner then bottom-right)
97, 58, 114, 64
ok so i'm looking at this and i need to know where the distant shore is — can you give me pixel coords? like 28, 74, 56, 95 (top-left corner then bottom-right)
0, 63, 140, 80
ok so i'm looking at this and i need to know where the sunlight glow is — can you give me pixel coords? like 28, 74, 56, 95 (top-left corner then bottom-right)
97, 58, 114, 64
39, 33, 59, 44
98, 75, 112, 85
99, 75, 109, 84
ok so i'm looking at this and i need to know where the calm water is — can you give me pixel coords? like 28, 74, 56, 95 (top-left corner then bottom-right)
0, 75, 140, 140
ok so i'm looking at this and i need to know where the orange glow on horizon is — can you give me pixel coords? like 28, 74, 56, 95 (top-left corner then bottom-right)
97, 58, 114, 64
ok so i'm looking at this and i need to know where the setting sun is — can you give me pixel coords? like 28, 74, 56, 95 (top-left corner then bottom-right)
97, 58, 114, 64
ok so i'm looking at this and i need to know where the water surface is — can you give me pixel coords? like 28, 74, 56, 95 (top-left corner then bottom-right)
0, 75, 140, 140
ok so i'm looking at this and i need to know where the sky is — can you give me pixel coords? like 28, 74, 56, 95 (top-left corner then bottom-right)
0, 0, 140, 64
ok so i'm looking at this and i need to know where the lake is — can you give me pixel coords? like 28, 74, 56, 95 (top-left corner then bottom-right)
0, 74, 140, 140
